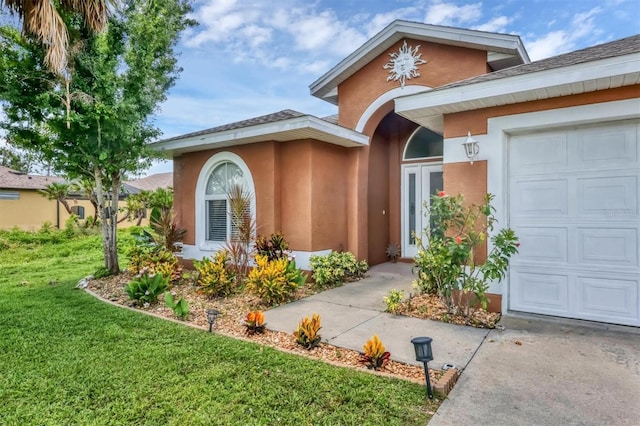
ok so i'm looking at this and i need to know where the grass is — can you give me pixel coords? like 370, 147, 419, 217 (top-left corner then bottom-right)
0, 230, 434, 425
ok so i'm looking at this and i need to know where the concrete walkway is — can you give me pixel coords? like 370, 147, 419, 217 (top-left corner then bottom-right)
266, 263, 640, 425
265, 262, 489, 369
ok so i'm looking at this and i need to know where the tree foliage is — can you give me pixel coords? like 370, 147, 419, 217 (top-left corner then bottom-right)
0, 0, 194, 273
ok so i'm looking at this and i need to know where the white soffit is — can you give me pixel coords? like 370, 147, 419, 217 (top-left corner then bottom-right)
310, 20, 529, 104
395, 53, 640, 126
151, 115, 369, 156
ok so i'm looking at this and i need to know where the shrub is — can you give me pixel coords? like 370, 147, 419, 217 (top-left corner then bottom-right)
383, 289, 404, 314
309, 251, 368, 288
244, 310, 266, 335
165, 292, 189, 320
360, 334, 391, 370
193, 250, 236, 298
125, 271, 169, 306
254, 232, 290, 261
128, 246, 183, 283
93, 266, 112, 279
414, 192, 519, 319
246, 255, 305, 306
293, 314, 322, 350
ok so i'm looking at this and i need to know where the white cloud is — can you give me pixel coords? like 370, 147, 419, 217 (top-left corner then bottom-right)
366, 7, 420, 37
472, 16, 511, 33
525, 6, 604, 60
424, 1, 482, 26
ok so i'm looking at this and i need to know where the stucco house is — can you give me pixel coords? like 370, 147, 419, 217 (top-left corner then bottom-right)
152, 21, 639, 327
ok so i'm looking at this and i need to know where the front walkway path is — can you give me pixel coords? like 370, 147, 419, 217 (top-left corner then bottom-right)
265, 262, 489, 369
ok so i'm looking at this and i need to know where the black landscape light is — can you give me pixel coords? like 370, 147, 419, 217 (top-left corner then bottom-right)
411, 336, 434, 399
206, 308, 220, 332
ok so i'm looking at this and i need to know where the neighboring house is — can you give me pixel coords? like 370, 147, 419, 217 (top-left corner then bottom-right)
0, 166, 173, 230
0, 165, 93, 230
123, 172, 173, 194
151, 21, 640, 327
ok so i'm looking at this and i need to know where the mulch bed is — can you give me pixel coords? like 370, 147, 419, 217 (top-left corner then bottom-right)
86, 272, 443, 386
396, 293, 502, 329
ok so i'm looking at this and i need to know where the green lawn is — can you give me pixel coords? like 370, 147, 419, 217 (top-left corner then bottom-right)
0, 230, 433, 425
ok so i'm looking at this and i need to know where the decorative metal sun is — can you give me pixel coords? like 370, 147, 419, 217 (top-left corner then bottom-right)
383, 41, 427, 88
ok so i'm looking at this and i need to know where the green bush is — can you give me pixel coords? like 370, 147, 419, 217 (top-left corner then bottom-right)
125, 271, 169, 306
193, 250, 236, 298
309, 251, 368, 288
165, 292, 189, 320
383, 289, 404, 314
246, 255, 305, 306
93, 266, 112, 279
128, 246, 183, 283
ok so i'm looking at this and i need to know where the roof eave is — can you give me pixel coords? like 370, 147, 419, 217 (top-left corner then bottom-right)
395, 52, 640, 126
150, 115, 369, 156
310, 20, 528, 102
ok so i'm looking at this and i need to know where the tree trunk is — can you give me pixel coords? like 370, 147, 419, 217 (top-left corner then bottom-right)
94, 166, 120, 274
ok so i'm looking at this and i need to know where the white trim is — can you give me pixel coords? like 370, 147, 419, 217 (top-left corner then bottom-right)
311, 20, 528, 101
152, 115, 369, 156
181, 245, 330, 271
396, 52, 640, 122
440, 99, 640, 311
355, 86, 430, 133
194, 152, 255, 253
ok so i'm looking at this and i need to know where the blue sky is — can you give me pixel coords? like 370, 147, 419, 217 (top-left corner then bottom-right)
147, 0, 640, 175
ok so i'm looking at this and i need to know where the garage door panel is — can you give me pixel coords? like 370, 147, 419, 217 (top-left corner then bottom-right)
511, 272, 569, 313
577, 175, 638, 215
512, 227, 568, 263
510, 133, 567, 174
577, 276, 639, 321
509, 120, 639, 327
577, 228, 638, 267
510, 179, 568, 217
575, 123, 638, 167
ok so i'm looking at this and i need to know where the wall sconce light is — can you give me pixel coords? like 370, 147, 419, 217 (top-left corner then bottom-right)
462, 132, 479, 165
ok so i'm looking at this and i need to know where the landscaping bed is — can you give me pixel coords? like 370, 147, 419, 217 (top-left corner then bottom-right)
87, 272, 442, 386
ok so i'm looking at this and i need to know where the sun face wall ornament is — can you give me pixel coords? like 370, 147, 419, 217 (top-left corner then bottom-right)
383, 41, 427, 88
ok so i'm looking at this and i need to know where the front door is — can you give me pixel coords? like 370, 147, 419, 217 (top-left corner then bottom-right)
402, 164, 443, 258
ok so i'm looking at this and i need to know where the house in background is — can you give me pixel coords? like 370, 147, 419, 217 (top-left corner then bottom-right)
152, 21, 639, 327
0, 165, 173, 230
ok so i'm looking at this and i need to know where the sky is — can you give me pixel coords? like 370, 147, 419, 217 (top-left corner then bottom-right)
3, 1, 640, 176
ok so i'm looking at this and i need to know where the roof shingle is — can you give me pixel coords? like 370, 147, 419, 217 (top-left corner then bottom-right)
0, 166, 62, 190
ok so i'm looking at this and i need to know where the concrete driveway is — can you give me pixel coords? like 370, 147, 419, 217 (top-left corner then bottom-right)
429, 317, 640, 426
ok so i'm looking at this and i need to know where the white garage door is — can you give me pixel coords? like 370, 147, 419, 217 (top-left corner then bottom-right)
508, 120, 639, 327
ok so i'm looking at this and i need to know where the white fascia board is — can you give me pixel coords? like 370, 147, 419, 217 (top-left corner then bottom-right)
395, 52, 640, 118
151, 115, 369, 155
309, 20, 527, 100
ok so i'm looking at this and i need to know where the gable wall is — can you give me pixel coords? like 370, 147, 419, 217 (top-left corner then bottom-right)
338, 39, 488, 131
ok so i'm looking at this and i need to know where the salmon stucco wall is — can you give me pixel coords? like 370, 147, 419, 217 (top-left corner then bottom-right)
444, 85, 640, 138
310, 141, 349, 251
173, 141, 280, 246
339, 39, 488, 130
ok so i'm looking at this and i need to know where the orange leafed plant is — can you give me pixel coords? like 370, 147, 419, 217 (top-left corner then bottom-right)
360, 334, 391, 370
244, 310, 266, 335
293, 314, 322, 350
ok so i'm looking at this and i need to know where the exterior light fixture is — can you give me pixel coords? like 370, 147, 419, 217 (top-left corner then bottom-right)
462, 131, 479, 165
411, 336, 434, 399
206, 308, 220, 332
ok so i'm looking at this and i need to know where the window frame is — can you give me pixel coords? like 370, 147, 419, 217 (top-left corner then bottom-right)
195, 152, 255, 252
402, 126, 444, 161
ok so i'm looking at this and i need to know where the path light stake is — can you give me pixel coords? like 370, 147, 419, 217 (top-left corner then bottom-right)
206, 308, 220, 333
411, 336, 434, 399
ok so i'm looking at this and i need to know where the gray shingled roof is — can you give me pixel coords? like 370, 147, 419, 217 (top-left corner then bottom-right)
433, 34, 640, 92
125, 172, 173, 192
160, 109, 306, 143
0, 165, 62, 190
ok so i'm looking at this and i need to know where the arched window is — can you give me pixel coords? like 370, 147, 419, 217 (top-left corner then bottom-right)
204, 161, 245, 242
195, 152, 255, 249
403, 127, 443, 160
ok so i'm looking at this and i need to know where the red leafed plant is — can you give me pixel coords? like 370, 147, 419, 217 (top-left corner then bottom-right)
244, 310, 266, 335
360, 334, 391, 370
